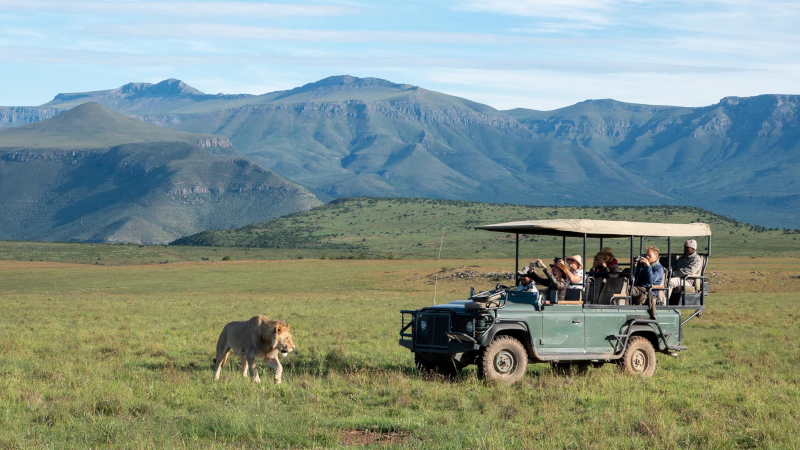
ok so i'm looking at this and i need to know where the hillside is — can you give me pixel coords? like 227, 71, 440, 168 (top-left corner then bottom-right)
171, 197, 800, 259
0, 103, 321, 243
7, 76, 800, 227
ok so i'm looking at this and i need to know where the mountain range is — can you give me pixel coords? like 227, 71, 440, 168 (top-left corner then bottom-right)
0, 102, 320, 243
3, 76, 799, 229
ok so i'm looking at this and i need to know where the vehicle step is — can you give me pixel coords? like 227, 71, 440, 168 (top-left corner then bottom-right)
536, 352, 615, 361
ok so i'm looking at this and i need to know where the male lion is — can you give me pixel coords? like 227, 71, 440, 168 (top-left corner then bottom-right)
213, 315, 295, 384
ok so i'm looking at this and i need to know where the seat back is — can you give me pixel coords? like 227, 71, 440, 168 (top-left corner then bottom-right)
565, 288, 583, 301
596, 277, 629, 305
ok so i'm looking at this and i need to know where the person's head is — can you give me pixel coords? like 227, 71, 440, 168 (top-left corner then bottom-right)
684, 239, 697, 256
595, 247, 614, 264
645, 245, 660, 263
550, 263, 565, 279
517, 268, 533, 284
566, 255, 583, 271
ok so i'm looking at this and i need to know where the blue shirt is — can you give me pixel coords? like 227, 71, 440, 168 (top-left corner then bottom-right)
633, 262, 664, 287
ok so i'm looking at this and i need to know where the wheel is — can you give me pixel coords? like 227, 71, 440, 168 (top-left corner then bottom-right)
479, 336, 528, 384
414, 353, 460, 379
550, 361, 590, 375
618, 336, 657, 376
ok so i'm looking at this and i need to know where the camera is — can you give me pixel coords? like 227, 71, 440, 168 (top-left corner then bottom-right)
634, 254, 647, 264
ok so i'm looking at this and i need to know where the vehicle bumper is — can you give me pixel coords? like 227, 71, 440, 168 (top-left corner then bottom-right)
398, 338, 480, 354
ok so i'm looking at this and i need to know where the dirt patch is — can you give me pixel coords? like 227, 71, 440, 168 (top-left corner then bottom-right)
337, 429, 411, 447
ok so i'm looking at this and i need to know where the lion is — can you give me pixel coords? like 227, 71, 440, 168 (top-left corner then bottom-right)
212, 315, 295, 384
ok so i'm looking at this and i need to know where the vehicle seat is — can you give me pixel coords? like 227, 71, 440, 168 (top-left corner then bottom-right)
596, 277, 629, 305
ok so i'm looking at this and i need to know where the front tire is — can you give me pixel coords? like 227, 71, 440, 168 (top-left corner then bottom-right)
479, 336, 528, 384
618, 336, 657, 376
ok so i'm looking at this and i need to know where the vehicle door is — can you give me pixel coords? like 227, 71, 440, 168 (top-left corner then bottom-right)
583, 308, 628, 352
540, 304, 585, 352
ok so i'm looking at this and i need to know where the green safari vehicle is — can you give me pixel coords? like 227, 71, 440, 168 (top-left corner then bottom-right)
399, 219, 711, 383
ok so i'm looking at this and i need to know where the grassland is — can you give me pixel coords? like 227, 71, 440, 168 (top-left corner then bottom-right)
174, 198, 800, 259
1, 253, 799, 448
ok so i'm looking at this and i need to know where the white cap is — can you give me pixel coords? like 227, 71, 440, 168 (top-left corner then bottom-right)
684, 239, 697, 250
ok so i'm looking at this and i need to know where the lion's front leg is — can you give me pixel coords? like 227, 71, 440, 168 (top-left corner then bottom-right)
239, 354, 249, 378
266, 358, 283, 384
246, 355, 261, 383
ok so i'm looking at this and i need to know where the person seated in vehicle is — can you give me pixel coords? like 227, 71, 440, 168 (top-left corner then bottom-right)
667, 239, 704, 298
563, 254, 584, 290
526, 259, 569, 302
592, 247, 621, 278
630, 246, 664, 305
516, 266, 537, 293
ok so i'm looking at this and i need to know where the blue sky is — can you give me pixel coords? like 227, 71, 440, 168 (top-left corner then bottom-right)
1, 0, 798, 110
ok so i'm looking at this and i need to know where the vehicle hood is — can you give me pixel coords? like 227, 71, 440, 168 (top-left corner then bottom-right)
421, 300, 469, 311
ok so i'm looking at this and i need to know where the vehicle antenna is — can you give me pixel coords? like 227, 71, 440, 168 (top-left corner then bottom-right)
433, 226, 445, 305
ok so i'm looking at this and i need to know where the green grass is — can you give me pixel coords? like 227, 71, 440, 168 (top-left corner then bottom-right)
1, 258, 799, 448
172, 197, 800, 259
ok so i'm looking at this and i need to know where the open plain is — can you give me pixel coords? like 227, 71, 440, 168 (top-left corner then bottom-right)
1, 253, 799, 449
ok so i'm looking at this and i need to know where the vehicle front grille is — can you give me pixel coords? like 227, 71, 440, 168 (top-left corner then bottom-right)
415, 313, 450, 348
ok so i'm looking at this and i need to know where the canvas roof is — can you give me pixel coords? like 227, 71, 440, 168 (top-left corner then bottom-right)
475, 219, 712, 238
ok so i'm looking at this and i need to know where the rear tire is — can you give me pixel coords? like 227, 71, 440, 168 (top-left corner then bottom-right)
414, 353, 460, 379
618, 336, 657, 376
479, 336, 528, 384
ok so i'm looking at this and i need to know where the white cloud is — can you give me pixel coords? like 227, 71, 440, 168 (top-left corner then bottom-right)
459, 0, 618, 25
90, 23, 544, 44
0, 0, 361, 18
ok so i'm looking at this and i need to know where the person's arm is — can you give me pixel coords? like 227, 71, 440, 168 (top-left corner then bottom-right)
565, 268, 581, 283
529, 271, 549, 286
674, 255, 702, 277
650, 265, 664, 286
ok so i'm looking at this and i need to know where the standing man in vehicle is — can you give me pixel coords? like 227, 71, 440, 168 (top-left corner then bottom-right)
630, 246, 664, 305
667, 239, 703, 298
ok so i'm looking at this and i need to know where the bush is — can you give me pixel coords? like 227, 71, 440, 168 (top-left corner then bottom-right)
222, 256, 231, 261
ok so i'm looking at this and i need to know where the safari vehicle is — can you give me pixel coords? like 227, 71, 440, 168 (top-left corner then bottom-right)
399, 220, 710, 383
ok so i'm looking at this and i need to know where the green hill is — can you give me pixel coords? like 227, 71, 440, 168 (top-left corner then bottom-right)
10, 76, 800, 228
171, 197, 800, 259
0, 103, 321, 243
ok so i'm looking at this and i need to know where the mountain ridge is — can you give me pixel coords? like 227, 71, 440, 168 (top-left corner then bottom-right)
0, 103, 320, 243
3, 76, 799, 228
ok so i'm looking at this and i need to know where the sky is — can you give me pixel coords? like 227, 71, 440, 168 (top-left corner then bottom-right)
1, 0, 799, 110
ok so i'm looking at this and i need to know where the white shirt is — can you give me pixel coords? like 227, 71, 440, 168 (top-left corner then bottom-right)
567, 268, 584, 289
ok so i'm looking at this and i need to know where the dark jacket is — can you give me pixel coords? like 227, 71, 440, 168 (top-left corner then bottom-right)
530, 268, 569, 302
595, 259, 622, 278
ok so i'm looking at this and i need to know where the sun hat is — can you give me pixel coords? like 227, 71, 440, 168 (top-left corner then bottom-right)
517, 267, 534, 277
684, 239, 697, 250
566, 254, 583, 269
549, 262, 567, 275
600, 247, 614, 255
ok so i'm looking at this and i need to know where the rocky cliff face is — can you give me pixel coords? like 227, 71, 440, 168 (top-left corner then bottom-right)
0, 106, 64, 128
4, 77, 800, 227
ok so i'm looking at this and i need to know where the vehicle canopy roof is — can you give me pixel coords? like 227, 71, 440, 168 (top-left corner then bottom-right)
475, 219, 712, 238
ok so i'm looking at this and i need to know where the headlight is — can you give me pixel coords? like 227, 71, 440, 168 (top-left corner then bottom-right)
466, 321, 474, 333
420, 319, 427, 331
